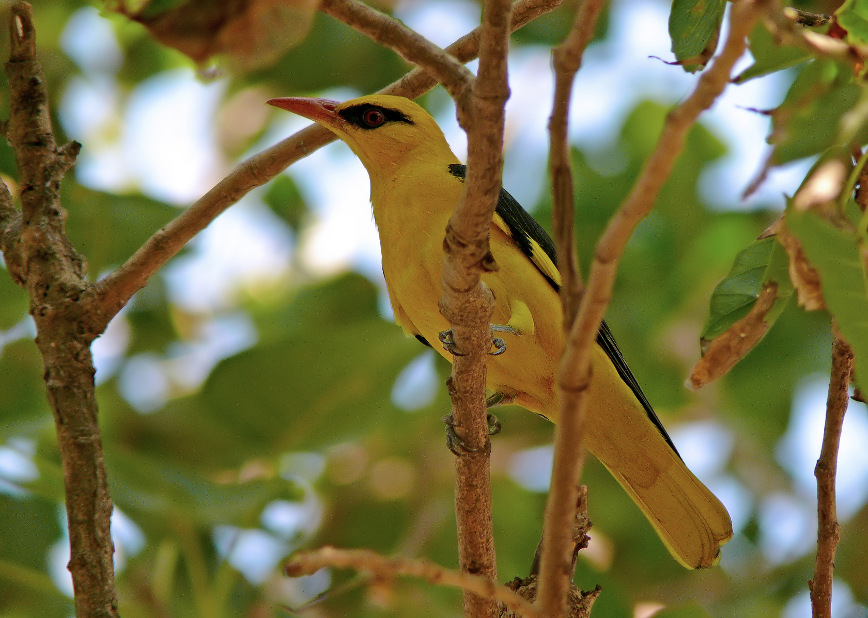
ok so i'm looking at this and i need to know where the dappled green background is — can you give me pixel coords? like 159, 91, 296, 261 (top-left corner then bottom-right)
1, 0, 865, 616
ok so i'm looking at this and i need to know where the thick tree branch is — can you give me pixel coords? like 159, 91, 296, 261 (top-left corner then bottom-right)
285, 547, 542, 618
537, 1, 767, 614
90, 0, 562, 328
439, 1, 513, 614
2, 2, 118, 616
536, 1, 606, 612
809, 336, 852, 618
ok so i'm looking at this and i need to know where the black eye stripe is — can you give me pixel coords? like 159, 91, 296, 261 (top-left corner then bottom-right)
338, 103, 414, 130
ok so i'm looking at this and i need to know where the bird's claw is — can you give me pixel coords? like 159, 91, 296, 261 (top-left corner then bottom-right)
487, 412, 502, 436
491, 337, 506, 355
443, 413, 501, 455
438, 325, 519, 357
490, 324, 518, 355
438, 329, 466, 356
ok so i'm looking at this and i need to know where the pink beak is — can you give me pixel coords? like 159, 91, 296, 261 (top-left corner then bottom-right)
267, 97, 342, 125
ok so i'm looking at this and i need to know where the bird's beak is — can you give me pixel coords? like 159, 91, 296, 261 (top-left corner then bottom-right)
267, 97, 342, 126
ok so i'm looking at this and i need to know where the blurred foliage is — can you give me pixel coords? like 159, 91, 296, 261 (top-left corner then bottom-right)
0, 0, 867, 617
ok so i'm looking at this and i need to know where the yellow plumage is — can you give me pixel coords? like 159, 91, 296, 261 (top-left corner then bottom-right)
269, 94, 733, 568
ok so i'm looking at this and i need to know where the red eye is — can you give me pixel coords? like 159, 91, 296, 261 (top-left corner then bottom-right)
362, 108, 386, 127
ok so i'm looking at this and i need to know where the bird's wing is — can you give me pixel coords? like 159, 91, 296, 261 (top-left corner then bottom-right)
447, 163, 680, 457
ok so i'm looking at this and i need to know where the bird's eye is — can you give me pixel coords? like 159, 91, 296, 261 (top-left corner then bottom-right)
362, 108, 386, 128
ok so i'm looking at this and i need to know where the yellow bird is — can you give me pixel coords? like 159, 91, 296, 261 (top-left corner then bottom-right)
268, 94, 732, 568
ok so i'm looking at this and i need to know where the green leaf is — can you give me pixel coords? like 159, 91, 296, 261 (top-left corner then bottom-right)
734, 22, 811, 83
201, 277, 419, 451
0, 494, 62, 571
701, 236, 793, 342
107, 273, 422, 468
0, 341, 50, 433
107, 448, 302, 528
0, 495, 71, 616
62, 184, 178, 277
836, 0, 868, 46
250, 13, 411, 94
785, 208, 868, 390
0, 267, 28, 329
668, 0, 726, 67
770, 61, 868, 164
124, 278, 178, 355
262, 174, 309, 233
651, 603, 713, 618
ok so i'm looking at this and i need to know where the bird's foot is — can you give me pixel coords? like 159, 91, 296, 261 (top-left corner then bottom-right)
443, 412, 501, 455
490, 324, 518, 356
438, 329, 465, 356
486, 412, 502, 436
438, 324, 519, 357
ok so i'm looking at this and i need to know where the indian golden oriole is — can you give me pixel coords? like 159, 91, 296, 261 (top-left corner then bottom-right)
267, 94, 733, 568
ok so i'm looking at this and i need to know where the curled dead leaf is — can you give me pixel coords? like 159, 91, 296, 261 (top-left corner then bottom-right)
689, 283, 778, 389
777, 215, 826, 311
115, 0, 318, 71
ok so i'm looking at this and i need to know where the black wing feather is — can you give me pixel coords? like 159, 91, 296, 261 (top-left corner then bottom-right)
447, 163, 680, 458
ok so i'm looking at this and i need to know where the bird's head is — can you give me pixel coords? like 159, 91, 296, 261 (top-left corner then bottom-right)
267, 94, 459, 177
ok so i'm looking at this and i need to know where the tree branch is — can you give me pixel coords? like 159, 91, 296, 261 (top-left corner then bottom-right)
548, 0, 605, 325
3, 2, 118, 615
438, 0, 514, 613
535, 2, 607, 610
537, 1, 768, 614
89, 0, 562, 329
809, 336, 852, 618
320, 0, 474, 99
285, 546, 542, 618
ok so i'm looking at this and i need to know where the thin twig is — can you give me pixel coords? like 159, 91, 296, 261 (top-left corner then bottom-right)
3, 2, 118, 615
537, 1, 768, 614
548, 0, 606, 325
90, 0, 562, 329
285, 546, 542, 618
536, 0, 607, 611
809, 336, 852, 618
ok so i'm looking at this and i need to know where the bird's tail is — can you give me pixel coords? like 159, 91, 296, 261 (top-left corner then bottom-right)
584, 348, 733, 568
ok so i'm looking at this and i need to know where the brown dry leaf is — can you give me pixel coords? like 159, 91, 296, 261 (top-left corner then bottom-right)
689, 282, 779, 390
116, 0, 319, 71
777, 215, 825, 311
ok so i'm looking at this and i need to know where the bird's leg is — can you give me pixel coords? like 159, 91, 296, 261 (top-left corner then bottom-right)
438, 324, 519, 357
486, 391, 514, 409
